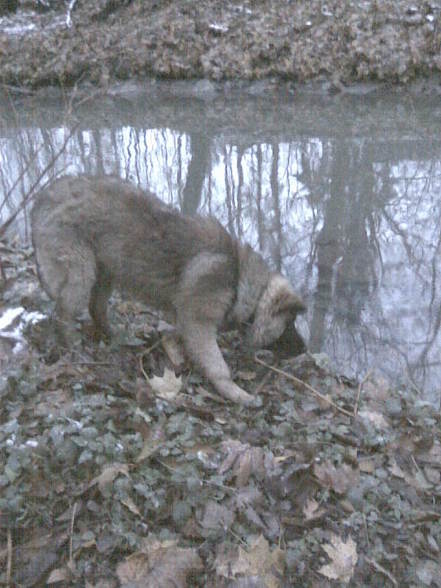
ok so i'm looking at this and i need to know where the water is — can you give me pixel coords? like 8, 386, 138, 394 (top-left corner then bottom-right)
1, 81, 441, 401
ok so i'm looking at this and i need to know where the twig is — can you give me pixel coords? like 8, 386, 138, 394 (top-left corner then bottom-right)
1, 83, 35, 96
254, 369, 273, 395
68, 502, 78, 571
254, 356, 354, 418
228, 528, 248, 547
366, 557, 398, 586
139, 339, 162, 380
156, 458, 235, 493
0, 122, 80, 238
68, 361, 113, 366
354, 370, 372, 416
65, 0, 77, 28
362, 513, 370, 549
6, 528, 12, 588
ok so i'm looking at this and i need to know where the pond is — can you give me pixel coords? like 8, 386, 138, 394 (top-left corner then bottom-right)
1, 81, 441, 403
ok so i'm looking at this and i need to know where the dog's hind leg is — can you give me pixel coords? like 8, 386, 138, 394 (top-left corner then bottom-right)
38, 240, 97, 347
89, 262, 113, 341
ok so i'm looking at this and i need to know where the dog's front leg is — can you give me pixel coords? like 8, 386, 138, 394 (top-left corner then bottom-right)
179, 321, 261, 407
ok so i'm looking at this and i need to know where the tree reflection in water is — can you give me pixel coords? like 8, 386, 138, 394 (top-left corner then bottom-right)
1, 88, 441, 402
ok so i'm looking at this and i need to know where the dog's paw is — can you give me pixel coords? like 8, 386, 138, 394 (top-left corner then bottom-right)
210, 376, 262, 407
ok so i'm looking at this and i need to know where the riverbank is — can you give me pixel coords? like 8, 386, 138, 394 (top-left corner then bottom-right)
0, 0, 440, 89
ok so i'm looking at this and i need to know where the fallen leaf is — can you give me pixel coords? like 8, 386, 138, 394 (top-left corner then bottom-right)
200, 500, 235, 534
318, 534, 357, 584
219, 440, 267, 487
148, 368, 182, 400
47, 567, 72, 584
303, 498, 325, 520
389, 460, 406, 479
358, 409, 389, 430
314, 462, 359, 495
390, 459, 433, 490
362, 377, 390, 402
215, 535, 284, 588
415, 559, 441, 586
424, 466, 440, 485
236, 370, 257, 381
135, 424, 165, 463
89, 463, 130, 494
121, 497, 142, 517
359, 458, 376, 474
116, 536, 202, 587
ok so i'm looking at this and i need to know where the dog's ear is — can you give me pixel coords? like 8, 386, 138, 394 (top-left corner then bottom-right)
273, 288, 306, 316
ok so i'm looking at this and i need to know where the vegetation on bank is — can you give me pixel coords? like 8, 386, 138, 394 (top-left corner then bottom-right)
0, 0, 440, 89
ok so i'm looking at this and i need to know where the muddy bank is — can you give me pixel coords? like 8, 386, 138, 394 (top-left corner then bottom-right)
0, 0, 441, 89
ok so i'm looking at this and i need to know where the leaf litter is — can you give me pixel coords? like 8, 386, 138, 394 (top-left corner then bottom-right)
1, 237, 441, 586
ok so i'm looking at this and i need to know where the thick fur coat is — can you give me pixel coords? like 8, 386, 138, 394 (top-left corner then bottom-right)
31, 175, 305, 405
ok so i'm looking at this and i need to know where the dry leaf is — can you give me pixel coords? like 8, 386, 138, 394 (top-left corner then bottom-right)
148, 368, 182, 400
200, 500, 234, 533
236, 370, 257, 381
219, 440, 267, 487
424, 466, 440, 485
303, 498, 325, 520
362, 378, 390, 402
89, 463, 130, 494
116, 536, 202, 588
233, 535, 284, 588
121, 497, 142, 517
47, 567, 72, 584
314, 462, 359, 495
389, 460, 406, 479
135, 424, 165, 463
359, 458, 376, 473
358, 409, 389, 429
274, 450, 297, 464
216, 535, 284, 588
390, 459, 433, 490
318, 534, 357, 584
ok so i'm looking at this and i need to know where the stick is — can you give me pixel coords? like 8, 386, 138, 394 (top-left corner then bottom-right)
254, 356, 354, 418
354, 370, 371, 416
366, 557, 398, 586
66, 0, 77, 28
68, 502, 78, 570
139, 339, 162, 381
6, 528, 12, 588
0, 122, 80, 238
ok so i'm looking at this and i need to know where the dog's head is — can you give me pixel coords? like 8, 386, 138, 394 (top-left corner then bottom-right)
245, 275, 306, 357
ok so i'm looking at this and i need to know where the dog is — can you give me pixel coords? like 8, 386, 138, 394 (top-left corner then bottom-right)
31, 175, 306, 406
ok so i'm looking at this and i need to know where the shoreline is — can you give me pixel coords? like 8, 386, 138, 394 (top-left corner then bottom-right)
0, 0, 440, 90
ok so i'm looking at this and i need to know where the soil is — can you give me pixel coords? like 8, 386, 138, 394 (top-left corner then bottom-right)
0, 0, 441, 89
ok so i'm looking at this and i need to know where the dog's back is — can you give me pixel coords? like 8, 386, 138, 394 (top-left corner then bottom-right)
31, 175, 239, 340
32, 174, 306, 405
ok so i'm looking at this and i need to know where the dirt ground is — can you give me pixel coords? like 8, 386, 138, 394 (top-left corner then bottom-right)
0, 0, 441, 89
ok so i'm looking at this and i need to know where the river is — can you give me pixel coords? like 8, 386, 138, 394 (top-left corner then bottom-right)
1, 81, 441, 402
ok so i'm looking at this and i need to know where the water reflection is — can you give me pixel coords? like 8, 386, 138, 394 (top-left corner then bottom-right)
1, 86, 441, 401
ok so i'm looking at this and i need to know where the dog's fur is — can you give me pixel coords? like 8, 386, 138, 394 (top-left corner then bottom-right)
31, 175, 306, 406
